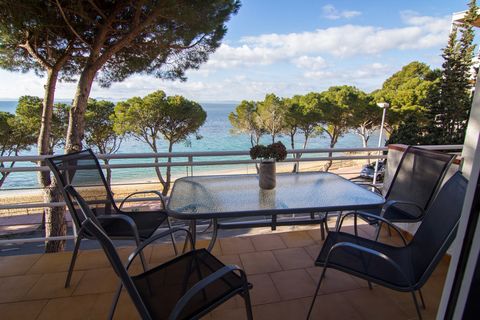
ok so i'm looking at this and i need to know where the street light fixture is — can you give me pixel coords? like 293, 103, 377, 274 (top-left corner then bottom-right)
373, 102, 389, 185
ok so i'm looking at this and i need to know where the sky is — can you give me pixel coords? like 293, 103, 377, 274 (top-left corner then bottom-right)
0, 0, 472, 102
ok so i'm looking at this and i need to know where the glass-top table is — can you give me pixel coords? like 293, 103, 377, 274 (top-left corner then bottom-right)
167, 172, 385, 249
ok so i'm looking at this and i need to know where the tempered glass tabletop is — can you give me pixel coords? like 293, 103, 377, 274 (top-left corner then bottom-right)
167, 172, 385, 219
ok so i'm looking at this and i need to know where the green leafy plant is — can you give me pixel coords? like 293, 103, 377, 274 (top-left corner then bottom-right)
250, 141, 287, 161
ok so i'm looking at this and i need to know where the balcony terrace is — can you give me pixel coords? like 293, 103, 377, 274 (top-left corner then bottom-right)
0, 223, 448, 320
0, 145, 468, 319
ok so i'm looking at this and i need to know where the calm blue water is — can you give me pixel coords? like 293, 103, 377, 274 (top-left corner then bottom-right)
0, 100, 380, 189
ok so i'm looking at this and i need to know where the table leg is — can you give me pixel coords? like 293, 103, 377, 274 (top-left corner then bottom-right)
207, 218, 219, 252
183, 220, 197, 253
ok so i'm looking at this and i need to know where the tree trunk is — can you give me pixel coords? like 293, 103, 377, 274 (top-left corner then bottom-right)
163, 142, 173, 196
324, 141, 335, 172
44, 168, 67, 252
38, 69, 67, 252
65, 68, 96, 153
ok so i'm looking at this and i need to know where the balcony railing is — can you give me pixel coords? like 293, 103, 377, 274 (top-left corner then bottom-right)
0, 145, 463, 246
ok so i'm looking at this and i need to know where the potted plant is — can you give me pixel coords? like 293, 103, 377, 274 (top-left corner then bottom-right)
250, 141, 287, 189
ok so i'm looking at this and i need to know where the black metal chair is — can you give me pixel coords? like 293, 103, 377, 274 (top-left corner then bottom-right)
46, 149, 177, 288
307, 171, 468, 320
350, 146, 455, 233
66, 185, 253, 320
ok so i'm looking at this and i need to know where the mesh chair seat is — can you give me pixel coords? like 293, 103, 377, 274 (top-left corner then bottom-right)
133, 248, 247, 319
316, 231, 415, 289
358, 205, 420, 224
100, 210, 168, 240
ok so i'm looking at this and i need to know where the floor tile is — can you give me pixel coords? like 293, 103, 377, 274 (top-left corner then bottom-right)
27, 251, 72, 274
149, 243, 177, 264
220, 237, 255, 255
239, 251, 282, 275
26, 271, 84, 300
305, 267, 363, 294
0, 254, 42, 277
37, 295, 98, 320
247, 273, 281, 305
195, 239, 222, 256
73, 267, 118, 295
253, 297, 310, 320
0, 274, 42, 303
217, 254, 243, 269
304, 244, 322, 260
304, 292, 363, 320
340, 287, 411, 320
90, 292, 141, 320
0, 299, 47, 319
279, 231, 315, 248
273, 247, 314, 270
250, 234, 286, 251
270, 269, 317, 300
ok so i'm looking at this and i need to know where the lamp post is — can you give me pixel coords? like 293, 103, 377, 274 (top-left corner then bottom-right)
373, 102, 389, 185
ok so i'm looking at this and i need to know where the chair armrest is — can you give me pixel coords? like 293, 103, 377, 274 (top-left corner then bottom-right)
169, 265, 249, 320
338, 211, 408, 246
325, 241, 413, 288
119, 190, 167, 210
125, 227, 194, 269
381, 200, 425, 219
97, 214, 141, 242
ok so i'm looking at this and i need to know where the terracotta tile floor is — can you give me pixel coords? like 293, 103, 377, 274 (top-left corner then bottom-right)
0, 225, 449, 320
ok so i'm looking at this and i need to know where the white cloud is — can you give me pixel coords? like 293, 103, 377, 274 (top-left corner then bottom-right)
292, 56, 327, 70
201, 12, 450, 71
322, 4, 361, 20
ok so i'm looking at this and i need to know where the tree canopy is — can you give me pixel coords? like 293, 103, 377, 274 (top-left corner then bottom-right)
372, 61, 440, 135
229, 100, 264, 147
58, 0, 241, 153
0, 111, 36, 187
114, 90, 206, 194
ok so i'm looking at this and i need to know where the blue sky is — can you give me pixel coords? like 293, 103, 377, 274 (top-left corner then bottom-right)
0, 0, 471, 102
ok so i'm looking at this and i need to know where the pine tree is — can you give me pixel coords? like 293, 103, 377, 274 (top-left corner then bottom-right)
425, 0, 478, 144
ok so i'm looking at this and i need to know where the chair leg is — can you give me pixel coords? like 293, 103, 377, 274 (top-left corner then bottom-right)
108, 283, 123, 320
320, 220, 326, 240
307, 265, 327, 319
411, 290, 423, 320
418, 289, 426, 309
134, 237, 148, 273
166, 217, 178, 255
374, 221, 382, 241
65, 236, 82, 288
243, 287, 254, 320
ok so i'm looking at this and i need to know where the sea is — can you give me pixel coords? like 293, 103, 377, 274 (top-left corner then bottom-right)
0, 100, 381, 190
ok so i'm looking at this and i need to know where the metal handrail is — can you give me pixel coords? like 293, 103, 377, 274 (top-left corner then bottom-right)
0, 145, 463, 246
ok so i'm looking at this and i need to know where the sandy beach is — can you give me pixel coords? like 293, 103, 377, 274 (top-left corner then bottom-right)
0, 159, 366, 218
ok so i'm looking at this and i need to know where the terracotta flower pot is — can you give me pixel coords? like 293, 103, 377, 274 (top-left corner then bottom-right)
259, 160, 276, 189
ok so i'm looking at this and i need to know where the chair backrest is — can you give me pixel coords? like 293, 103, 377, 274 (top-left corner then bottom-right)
46, 149, 117, 230
385, 146, 455, 218
410, 171, 468, 285
65, 185, 152, 319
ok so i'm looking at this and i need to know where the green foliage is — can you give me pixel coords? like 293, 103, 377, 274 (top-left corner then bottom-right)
85, 99, 123, 154
14, 95, 68, 150
0, 110, 36, 187
249, 141, 287, 161
229, 100, 264, 147
387, 113, 426, 145
283, 95, 323, 149
319, 86, 359, 147
114, 90, 206, 194
256, 94, 286, 143
0, 0, 81, 79
373, 61, 440, 134
423, 0, 478, 144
